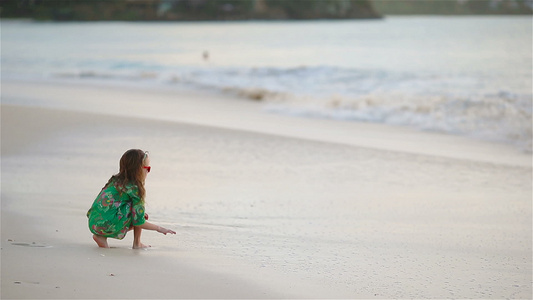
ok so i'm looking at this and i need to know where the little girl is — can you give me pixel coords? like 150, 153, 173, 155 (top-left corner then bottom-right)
87, 149, 175, 248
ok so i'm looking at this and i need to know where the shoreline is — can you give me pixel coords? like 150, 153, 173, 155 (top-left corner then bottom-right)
3, 78, 530, 167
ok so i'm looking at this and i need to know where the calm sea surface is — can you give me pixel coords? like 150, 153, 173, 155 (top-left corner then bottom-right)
2, 17, 531, 150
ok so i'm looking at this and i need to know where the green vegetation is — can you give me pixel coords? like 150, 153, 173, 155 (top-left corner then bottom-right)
0, 0, 381, 21
371, 0, 532, 15
2, 0, 529, 22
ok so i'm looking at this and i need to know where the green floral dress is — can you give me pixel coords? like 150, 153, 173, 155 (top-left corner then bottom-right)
87, 179, 146, 239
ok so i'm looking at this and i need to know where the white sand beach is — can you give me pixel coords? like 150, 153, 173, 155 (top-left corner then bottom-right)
1, 80, 531, 299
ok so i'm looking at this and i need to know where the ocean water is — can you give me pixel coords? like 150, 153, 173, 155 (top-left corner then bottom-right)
1, 17, 531, 151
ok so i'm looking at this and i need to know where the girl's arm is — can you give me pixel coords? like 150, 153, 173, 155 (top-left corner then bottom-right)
135, 221, 176, 235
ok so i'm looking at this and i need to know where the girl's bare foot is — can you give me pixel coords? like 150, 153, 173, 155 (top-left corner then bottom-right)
133, 242, 151, 249
93, 235, 109, 248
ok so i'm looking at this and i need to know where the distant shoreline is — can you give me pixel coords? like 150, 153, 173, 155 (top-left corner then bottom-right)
1, 0, 531, 22
0, 0, 382, 22
1, 14, 531, 24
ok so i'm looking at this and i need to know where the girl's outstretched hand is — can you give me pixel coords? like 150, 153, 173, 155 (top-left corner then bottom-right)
157, 226, 176, 235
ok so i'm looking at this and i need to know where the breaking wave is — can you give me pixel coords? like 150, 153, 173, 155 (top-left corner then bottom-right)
167, 66, 532, 151
49, 65, 533, 152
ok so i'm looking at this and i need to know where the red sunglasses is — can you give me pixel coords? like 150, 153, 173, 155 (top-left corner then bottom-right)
143, 166, 151, 173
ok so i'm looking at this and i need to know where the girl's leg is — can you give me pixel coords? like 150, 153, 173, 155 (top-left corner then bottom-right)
93, 234, 109, 248
132, 226, 150, 249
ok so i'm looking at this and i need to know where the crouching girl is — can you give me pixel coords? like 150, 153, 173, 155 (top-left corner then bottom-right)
87, 149, 175, 249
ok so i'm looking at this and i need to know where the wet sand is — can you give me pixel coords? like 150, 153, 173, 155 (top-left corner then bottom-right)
1, 80, 531, 299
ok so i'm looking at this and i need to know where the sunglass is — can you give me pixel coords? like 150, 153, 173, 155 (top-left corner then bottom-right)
142, 151, 151, 173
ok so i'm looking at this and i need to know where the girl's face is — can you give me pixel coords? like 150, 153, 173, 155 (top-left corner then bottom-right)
142, 156, 151, 181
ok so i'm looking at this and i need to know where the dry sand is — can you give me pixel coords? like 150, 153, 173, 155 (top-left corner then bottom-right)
1, 80, 531, 299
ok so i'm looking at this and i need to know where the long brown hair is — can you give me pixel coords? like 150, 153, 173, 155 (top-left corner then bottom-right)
102, 149, 147, 200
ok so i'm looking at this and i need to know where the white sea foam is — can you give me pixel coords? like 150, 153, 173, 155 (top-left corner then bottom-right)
11, 64, 533, 152
264, 92, 532, 151
159, 65, 533, 152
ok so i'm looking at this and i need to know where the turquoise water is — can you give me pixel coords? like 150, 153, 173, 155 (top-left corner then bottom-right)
2, 17, 531, 150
